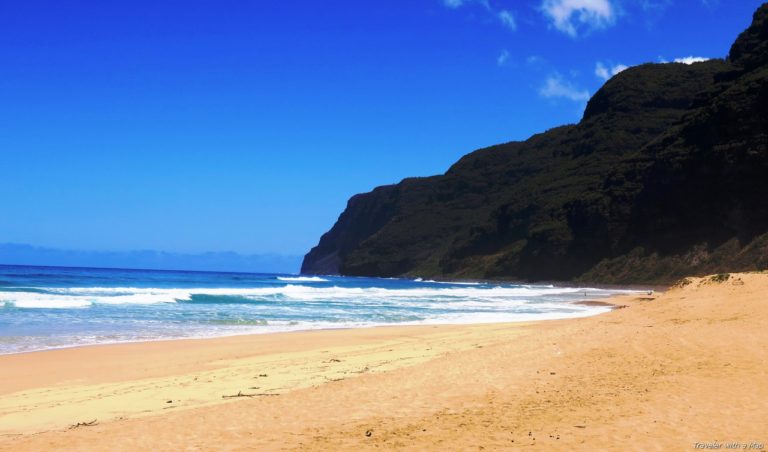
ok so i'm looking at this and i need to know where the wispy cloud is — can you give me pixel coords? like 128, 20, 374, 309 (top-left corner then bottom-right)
442, 0, 516, 32
637, 0, 672, 12
540, 0, 616, 37
526, 55, 545, 66
443, 0, 466, 9
595, 61, 628, 80
442, 0, 490, 10
497, 49, 510, 66
539, 73, 590, 102
673, 56, 710, 65
497, 10, 517, 30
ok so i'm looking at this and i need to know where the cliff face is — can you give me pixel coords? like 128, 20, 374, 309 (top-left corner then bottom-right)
302, 4, 768, 284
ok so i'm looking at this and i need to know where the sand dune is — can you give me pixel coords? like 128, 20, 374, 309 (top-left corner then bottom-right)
1, 272, 766, 450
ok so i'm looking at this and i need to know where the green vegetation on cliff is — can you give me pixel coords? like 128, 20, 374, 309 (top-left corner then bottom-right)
302, 4, 768, 284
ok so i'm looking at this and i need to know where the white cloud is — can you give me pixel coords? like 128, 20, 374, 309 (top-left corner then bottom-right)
638, 0, 672, 12
595, 61, 628, 80
526, 55, 545, 66
497, 10, 517, 30
673, 56, 710, 65
612, 63, 628, 74
497, 49, 510, 66
539, 73, 590, 102
443, 0, 465, 8
442, 0, 490, 10
442, 0, 514, 31
541, 0, 616, 37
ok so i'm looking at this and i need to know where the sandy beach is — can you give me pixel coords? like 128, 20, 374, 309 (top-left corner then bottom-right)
1, 272, 766, 450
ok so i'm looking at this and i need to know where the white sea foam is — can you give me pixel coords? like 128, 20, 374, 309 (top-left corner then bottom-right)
1, 306, 619, 355
276, 276, 329, 282
416, 278, 481, 285
0, 284, 637, 309
0, 268, 647, 355
1, 293, 94, 309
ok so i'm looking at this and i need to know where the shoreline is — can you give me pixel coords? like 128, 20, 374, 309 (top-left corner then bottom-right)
0, 319, 514, 359
0, 293, 629, 358
2, 273, 765, 450
0, 318, 558, 434
0, 300, 632, 394
0, 294, 641, 431
0, 310, 615, 359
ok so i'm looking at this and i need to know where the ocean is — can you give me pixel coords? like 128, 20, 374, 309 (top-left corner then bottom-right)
0, 265, 637, 355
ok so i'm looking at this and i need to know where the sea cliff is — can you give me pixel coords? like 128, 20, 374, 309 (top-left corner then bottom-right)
303, 4, 768, 284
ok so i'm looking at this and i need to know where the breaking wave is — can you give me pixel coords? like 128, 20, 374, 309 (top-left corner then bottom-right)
0, 284, 629, 310
0, 266, 647, 354
276, 276, 329, 282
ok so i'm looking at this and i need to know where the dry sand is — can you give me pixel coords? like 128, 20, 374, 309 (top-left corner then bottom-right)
1, 272, 766, 450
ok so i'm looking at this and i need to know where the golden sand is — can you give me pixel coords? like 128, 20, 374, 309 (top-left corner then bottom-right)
1, 272, 766, 450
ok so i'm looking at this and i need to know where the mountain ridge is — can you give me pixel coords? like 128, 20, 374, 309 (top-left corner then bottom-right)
0, 243, 302, 274
302, 4, 768, 284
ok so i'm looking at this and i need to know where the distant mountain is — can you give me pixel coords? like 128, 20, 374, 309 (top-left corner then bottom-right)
0, 243, 301, 274
302, 4, 768, 284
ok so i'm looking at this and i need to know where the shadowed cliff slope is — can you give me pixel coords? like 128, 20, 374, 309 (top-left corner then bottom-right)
302, 4, 768, 284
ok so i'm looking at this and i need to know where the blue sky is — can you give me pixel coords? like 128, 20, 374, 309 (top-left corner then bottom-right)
0, 0, 763, 262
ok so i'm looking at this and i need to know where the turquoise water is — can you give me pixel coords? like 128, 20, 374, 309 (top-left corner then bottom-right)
0, 265, 636, 354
